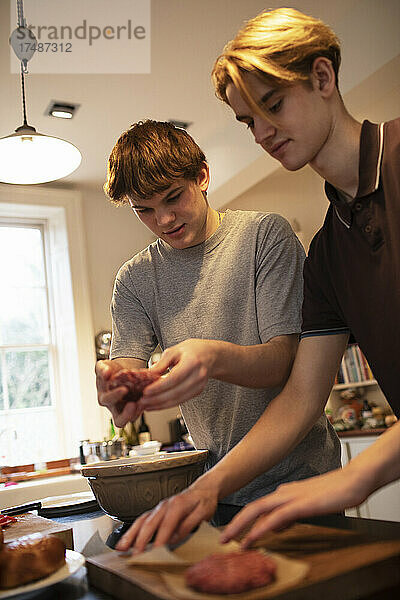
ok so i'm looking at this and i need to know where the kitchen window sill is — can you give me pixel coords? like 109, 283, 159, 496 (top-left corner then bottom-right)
0, 473, 90, 509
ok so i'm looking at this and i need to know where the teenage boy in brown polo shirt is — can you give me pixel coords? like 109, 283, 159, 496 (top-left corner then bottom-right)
116, 7, 400, 552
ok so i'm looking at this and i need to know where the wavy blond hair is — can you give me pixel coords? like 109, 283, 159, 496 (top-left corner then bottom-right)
212, 8, 341, 114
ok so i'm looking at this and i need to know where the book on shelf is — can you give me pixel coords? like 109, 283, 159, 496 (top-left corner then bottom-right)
335, 344, 374, 385
346, 347, 358, 382
350, 344, 363, 381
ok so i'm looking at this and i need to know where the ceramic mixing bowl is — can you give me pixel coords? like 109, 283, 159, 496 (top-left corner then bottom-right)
81, 450, 208, 521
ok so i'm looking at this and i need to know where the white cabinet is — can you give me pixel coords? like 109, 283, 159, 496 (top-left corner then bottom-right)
340, 435, 400, 522
340, 440, 358, 518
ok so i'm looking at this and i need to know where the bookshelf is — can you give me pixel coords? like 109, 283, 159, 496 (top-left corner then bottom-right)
328, 344, 392, 418
333, 379, 378, 391
334, 344, 375, 387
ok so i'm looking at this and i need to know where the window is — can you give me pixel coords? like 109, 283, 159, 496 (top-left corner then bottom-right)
0, 225, 51, 408
0, 222, 57, 464
0, 187, 101, 466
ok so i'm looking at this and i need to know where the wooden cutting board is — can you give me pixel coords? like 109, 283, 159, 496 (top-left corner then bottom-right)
2, 512, 74, 550
86, 523, 400, 600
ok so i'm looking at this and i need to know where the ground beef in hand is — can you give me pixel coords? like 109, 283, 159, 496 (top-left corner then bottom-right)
108, 369, 160, 402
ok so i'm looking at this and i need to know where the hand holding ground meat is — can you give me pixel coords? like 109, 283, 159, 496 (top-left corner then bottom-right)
139, 339, 217, 410
140, 335, 298, 410
108, 369, 160, 403
96, 358, 148, 427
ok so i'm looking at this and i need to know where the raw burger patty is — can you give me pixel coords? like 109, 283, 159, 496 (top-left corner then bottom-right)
108, 369, 160, 402
185, 550, 277, 594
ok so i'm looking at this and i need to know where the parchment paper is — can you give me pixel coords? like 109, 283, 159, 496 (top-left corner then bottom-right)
127, 522, 309, 598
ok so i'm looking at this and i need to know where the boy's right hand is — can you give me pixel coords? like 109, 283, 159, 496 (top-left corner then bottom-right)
115, 482, 219, 552
95, 359, 146, 427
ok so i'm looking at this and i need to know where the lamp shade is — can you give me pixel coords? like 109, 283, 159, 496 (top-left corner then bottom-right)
0, 126, 82, 184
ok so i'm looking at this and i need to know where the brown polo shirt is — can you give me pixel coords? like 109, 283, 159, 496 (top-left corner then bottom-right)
302, 118, 400, 416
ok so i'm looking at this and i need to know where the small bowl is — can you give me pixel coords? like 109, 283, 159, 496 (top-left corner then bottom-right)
129, 441, 162, 456
81, 450, 208, 522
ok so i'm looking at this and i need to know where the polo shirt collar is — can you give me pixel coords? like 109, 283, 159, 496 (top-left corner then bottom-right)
325, 120, 384, 228
357, 120, 384, 197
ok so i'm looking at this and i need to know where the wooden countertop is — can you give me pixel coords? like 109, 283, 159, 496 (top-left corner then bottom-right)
10, 511, 398, 600
86, 514, 400, 600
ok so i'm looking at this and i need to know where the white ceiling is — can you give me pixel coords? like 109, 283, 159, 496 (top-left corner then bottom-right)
1, 0, 399, 207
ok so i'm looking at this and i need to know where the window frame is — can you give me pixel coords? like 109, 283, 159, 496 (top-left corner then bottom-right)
0, 185, 100, 462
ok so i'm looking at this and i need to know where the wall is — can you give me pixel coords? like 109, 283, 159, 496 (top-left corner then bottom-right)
222, 165, 327, 251
80, 188, 154, 332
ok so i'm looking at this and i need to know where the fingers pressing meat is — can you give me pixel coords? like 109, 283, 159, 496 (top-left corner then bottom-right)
108, 369, 160, 402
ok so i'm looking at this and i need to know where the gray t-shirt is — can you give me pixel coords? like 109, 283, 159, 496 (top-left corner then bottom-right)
111, 209, 341, 505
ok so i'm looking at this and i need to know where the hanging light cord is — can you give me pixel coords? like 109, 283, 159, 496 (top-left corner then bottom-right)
20, 64, 28, 126
16, 0, 29, 126
17, 0, 25, 28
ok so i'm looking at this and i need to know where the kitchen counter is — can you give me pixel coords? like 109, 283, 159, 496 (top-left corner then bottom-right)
11, 511, 399, 600
0, 473, 90, 507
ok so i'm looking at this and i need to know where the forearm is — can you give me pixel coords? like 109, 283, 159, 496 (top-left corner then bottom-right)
209, 335, 298, 388
193, 378, 326, 501
193, 335, 347, 501
345, 420, 400, 498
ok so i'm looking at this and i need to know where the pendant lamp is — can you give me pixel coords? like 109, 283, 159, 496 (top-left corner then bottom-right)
0, 1, 81, 185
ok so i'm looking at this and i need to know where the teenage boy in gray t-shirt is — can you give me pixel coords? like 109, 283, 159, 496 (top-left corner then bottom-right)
96, 120, 340, 527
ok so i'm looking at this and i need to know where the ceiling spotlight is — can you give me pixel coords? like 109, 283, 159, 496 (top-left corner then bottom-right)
168, 120, 192, 130
46, 101, 80, 120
